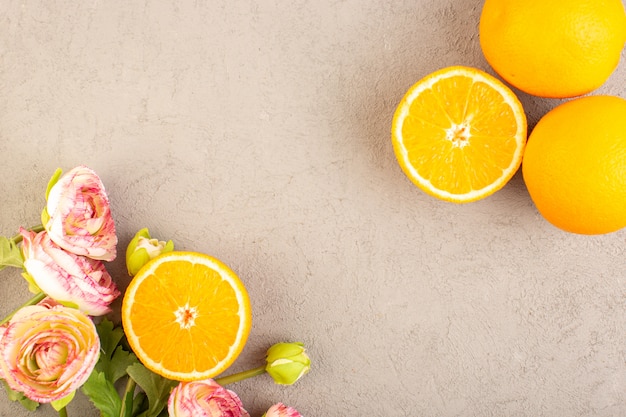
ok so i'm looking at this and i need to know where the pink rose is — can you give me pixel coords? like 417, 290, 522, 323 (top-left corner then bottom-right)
43, 165, 117, 261
168, 379, 250, 417
263, 403, 303, 417
0, 305, 99, 403
20, 228, 120, 316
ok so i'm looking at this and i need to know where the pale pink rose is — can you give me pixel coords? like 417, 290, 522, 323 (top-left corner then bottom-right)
0, 305, 99, 403
20, 228, 120, 316
168, 379, 250, 417
264, 403, 303, 417
44, 165, 117, 261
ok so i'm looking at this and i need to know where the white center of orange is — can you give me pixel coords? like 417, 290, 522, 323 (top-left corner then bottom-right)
174, 304, 198, 329
447, 122, 471, 148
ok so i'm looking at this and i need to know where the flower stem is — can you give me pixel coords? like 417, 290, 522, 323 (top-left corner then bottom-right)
10, 224, 45, 245
214, 365, 267, 386
0, 292, 46, 326
119, 377, 136, 417
58, 406, 68, 417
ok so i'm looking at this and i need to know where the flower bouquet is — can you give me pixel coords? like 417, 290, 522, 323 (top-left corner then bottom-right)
0, 166, 310, 417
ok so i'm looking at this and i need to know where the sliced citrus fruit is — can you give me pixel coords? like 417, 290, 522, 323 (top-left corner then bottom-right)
122, 251, 252, 381
391, 66, 527, 203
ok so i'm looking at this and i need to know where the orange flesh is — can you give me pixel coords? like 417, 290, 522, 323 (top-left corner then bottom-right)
123, 252, 251, 380
393, 67, 525, 202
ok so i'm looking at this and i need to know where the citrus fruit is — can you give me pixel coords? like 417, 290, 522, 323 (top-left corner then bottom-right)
122, 251, 252, 381
522, 95, 626, 235
391, 65, 527, 203
479, 0, 626, 98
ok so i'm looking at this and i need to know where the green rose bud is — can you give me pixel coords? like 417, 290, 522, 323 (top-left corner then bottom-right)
265, 342, 310, 385
125, 228, 174, 276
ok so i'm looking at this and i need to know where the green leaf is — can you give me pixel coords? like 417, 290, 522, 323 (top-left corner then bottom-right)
96, 319, 125, 358
94, 319, 139, 383
1, 379, 39, 411
131, 391, 148, 417
81, 371, 122, 417
57, 300, 80, 309
0, 236, 24, 271
20, 271, 42, 294
51, 391, 75, 411
45, 168, 63, 200
156, 408, 170, 417
110, 346, 139, 384
83, 320, 141, 417
40, 208, 50, 230
127, 363, 178, 417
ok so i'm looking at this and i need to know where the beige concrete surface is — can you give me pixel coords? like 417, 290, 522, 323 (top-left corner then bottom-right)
1, 1, 625, 416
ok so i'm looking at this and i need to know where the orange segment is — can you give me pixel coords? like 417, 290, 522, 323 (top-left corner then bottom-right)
122, 251, 252, 381
391, 66, 527, 203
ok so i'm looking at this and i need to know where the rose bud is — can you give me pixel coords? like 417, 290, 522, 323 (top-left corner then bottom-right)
265, 342, 311, 385
125, 228, 174, 276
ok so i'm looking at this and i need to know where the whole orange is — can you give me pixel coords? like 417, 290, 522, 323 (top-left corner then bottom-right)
479, 0, 626, 98
522, 95, 626, 235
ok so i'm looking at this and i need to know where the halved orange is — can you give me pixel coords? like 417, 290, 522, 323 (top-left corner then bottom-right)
121, 251, 252, 381
391, 66, 527, 203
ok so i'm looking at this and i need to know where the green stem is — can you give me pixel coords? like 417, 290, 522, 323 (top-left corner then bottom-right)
214, 365, 266, 386
58, 406, 68, 417
10, 224, 45, 245
119, 377, 136, 417
0, 292, 46, 326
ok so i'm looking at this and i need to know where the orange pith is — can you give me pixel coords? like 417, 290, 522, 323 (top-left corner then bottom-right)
122, 251, 252, 381
391, 66, 527, 203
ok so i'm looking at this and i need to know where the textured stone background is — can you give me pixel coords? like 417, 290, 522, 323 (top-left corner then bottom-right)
1, 1, 625, 416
